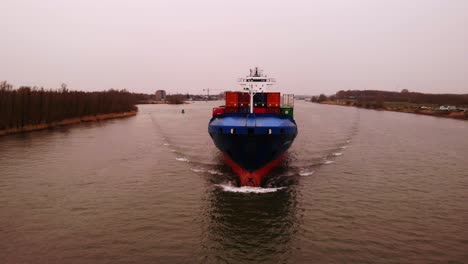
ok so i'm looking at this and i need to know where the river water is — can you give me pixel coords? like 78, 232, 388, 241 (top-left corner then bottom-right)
1, 101, 467, 263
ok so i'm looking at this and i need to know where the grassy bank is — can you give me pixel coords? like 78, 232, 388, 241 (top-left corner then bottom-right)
319, 100, 468, 120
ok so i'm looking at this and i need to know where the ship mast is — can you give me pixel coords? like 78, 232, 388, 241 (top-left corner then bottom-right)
238, 67, 275, 113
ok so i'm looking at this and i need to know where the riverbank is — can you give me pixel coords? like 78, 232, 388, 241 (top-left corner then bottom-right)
138, 100, 168, 104
0, 111, 137, 136
319, 101, 468, 120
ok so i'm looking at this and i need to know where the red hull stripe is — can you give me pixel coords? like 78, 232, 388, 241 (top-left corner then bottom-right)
223, 153, 285, 187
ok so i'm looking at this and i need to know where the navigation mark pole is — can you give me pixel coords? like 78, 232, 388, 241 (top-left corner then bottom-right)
203, 88, 210, 102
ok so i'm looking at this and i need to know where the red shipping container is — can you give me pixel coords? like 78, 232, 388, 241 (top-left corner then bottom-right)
212, 107, 225, 117
266, 107, 280, 114
239, 92, 250, 107
225, 92, 239, 107
267, 92, 281, 107
225, 107, 239, 113
253, 107, 267, 114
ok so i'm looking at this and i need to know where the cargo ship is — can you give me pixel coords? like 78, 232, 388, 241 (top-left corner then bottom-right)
208, 68, 298, 187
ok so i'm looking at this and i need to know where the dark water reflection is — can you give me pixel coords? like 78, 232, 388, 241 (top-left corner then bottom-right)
1, 101, 468, 263
200, 187, 299, 264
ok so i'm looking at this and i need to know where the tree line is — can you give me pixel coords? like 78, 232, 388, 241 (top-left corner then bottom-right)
335, 90, 468, 106
312, 90, 468, 106
0, 81, 137, 130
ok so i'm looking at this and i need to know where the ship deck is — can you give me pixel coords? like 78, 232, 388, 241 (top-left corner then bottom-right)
208, 113, 297, 135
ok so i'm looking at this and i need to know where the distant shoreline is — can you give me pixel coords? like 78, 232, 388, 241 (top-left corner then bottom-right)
138, 100, 168, 104
0, 111, 137, 136
318, 101, 468, 120
138, 100, 191, 104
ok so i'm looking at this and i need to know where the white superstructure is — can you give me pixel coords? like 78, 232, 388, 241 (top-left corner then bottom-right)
238, 67, 276, 113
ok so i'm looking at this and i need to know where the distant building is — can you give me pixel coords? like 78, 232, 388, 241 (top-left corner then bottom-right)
155, 90, 166, 101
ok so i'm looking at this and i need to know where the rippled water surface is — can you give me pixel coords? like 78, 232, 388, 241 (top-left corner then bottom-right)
1, 101, 468, 263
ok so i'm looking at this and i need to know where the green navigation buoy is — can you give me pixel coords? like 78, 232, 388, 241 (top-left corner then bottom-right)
181, 109, 185, 114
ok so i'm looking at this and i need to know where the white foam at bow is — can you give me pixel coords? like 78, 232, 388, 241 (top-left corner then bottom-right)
190, 168, 223, 175
299, 171, 315, 176
215, 184, 284, 193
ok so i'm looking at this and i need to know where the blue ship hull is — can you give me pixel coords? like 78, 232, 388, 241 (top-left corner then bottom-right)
208, 113, 298, 186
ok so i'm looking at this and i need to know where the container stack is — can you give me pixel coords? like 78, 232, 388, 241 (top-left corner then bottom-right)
281, 94, 294, 107
280, 94, 295, 118
212, 106, 225, 117
222, 91, 288, 116
225, 92, 239, 113
253, 93, 267, 107
253, 93, 266, 113
224, 92, 249, 113
239, 92, 250, 113
239, 93, 250, 107
266, 92, 280, 114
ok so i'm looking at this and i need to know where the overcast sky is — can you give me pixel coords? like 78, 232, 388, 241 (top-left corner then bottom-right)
1, 0, 467, 95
